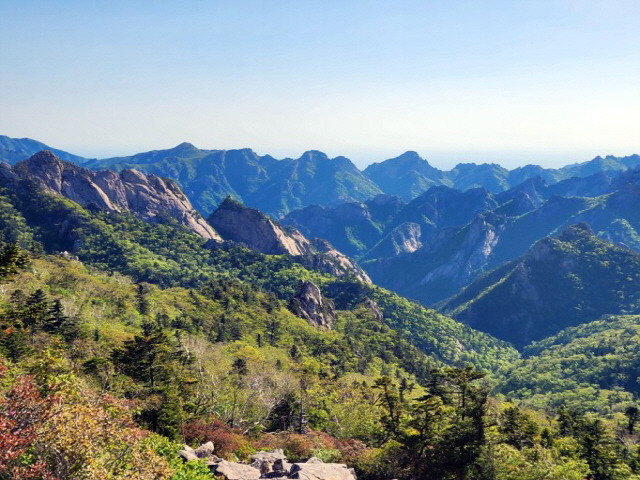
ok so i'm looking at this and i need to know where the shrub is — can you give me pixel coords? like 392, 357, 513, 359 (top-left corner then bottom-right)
279, 434, 316, 462
182, 418, 253, 460
148, 435, 212, 480
0, 360, 57, 480
310, 447, 342, 463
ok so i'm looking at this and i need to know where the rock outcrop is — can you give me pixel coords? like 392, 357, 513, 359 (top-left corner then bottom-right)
302, 239, 371, 283
250, 449, 290, 476
358, 297, 384, 322
209, 197, 310, 255
364, 222, 422, 259
0, 151, 221, 240
180, 445, 357, 480
289, 462, 356, 480
209, 198, 371, 283
214, 460, 261, 480
289, 281, 336, 328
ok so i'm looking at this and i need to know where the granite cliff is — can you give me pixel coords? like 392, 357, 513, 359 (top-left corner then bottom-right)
209, 197, 371, 283
0, 151, 220, 240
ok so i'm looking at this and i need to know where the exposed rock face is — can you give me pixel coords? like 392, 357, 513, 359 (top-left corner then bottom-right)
418, 214, 502, 288
209, 197, 310, 255
87, 145, 383, 217
181, 446, 356, 480
365, 212, 508, 305
0, 151, 220, 240
358, 297, 384, 322
304, 239, 371, 283
442, 223, 640, 347
289, 281, 336, 328
365, 222, 422, 259
214, 460, 261, 480
194, 441, 215, 458
250, 449, 290, 476
282, 195, 405, 259
209, 198, 371, 283
289, 461, 357, 480
178, 445, 199, 462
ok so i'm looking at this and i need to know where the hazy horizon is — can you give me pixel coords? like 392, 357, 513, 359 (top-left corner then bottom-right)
6, 133, 635, 171
2, 1, 640, 170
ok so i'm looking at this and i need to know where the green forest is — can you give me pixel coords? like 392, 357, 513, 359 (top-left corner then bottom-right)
0, 179, 639, 480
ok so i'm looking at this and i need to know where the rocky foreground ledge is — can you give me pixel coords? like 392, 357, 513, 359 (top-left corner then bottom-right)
180, 444, 357, 480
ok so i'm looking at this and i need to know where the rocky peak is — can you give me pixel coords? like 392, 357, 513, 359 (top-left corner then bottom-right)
209, 198, 371, 283
289, 281, 336, 329
299, 150, 330, 162
366, 151, 436, 176
173, 141, 197, 151
4, 151, 221, 241
396, 150, 427, 163
209, 197, 312, 256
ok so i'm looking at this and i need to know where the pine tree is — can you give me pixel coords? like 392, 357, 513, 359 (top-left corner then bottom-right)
136, 283, 150, 315
24, 289, 48, 331
43, 299, 66, 333
0, 243, 29, 278
113, 322, 173, 388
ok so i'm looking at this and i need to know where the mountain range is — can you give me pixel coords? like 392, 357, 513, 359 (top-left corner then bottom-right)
359, 170, 640, 305
3, 137, 640, 340
2, 135, 639, 217
441, 224, 640, 347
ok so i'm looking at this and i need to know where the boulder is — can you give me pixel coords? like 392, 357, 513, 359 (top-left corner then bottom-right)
195, 441, 215, 458
289, 462, 357, 480
213, 460, 261, 480
249, 449, 288, 474
272, 457, 291, 474
178, 445, 199, 462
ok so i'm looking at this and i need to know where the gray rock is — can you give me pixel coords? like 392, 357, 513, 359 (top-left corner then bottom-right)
209, 198, 311, 256
208, 198, 370, 283
213, 459, 261, 480
289, 281, 336, 329
289, 462, 357, 480
250, 449, 288, 474
195, 441, 215, 458
305, 457, 324, 464
178, 445, 199, 462
272, 458, 291, 473
3, 151, 221, 241
250, 448, 286, 464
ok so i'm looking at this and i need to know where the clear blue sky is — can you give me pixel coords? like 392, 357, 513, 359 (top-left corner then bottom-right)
2, 1, 640, 168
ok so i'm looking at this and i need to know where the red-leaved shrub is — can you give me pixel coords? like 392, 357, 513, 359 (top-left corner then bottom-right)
183, 418, 252, 459
0, 360, 58, 480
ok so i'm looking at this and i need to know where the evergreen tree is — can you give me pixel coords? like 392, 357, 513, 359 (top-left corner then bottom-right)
136, 283, 150, 315
113, 322, 173, 388
24, 289, 49, 331
0, 242, 29, 278
44, 299, 66, 333
626, 406, 639, 435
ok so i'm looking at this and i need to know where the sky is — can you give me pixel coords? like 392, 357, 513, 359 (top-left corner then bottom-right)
1, 1, 640, 169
